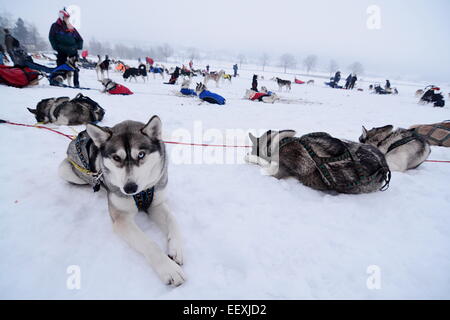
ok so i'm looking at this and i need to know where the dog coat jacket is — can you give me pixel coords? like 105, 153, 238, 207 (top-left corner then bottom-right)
199, 90, 226, 105
180, 88, 197, 96
249, 92, 270, 101
108, 83, 133, 95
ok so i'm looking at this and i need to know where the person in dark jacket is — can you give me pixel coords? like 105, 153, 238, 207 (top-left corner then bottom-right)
385, 80, 391, 90
49, 8, 83, 87
344, 73, 352, 89
233, 64, 238, 77
349, 74, 357, 89
333, 71, 341, 84
251, 74, 258, 91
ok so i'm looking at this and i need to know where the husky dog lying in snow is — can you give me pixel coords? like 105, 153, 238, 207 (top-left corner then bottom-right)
244, 87, 279, 103
195, 83, 226, 105
204, 70, 225, 87
245, 130, 391, 194
27, 93, 105, 125
58, 116, 185, 286
359, 125, 431, 172
275, 78, 292, 91
409, 121, 450, 147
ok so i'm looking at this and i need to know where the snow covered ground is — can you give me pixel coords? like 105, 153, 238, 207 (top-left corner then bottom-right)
0, 58, 449, 299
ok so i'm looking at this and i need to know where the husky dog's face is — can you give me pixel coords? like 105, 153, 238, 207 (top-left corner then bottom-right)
195, 82, 206, 94
359, 125, 394, 144
87, 116, 165, 196
248, 130, 296, 160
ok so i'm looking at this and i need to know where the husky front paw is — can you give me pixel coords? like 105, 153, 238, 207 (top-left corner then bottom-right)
154, 256, 186, 286
168, 237, 184, 266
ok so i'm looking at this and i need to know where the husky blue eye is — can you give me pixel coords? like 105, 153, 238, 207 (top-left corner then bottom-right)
138, 151, 146, 160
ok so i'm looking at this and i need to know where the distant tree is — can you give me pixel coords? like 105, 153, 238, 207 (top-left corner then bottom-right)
348, 61, 364, 75
0, 14, 12, 45
279, 53, 296, 73
13, 18, 30, 46
158, 43, 174, 62
88, 39, 104, 56
260, 53, 269, 71
303, 54, 318, 74
187, 47, 199, 61
28, 24, 48, 51
237, 53, 246, 68
328, 59, 339, 76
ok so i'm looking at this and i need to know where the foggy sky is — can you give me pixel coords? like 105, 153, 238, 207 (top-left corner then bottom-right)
1, 0, 449, 82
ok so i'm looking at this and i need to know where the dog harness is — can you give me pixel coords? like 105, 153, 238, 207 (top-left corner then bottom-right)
413, 123, 450, 146
279, 133, 391, 192
378, 131, 422, 154
68, 131, 155, 211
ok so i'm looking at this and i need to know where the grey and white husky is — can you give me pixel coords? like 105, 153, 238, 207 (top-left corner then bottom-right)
27, 93, 105, 125
245, 130, 391, 194
359, 125, 431, 172
58, 116, 185, 286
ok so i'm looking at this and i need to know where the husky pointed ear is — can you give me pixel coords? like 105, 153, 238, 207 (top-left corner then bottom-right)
362, 126, 368, 137
86, 123, 112, 147
142, 116, 162, 140
27, 108, 37, 115
248, 132, 258, 144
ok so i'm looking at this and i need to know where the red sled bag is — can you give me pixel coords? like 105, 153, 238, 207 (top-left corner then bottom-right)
108, 83, 133, 95
0, 65, 39, 88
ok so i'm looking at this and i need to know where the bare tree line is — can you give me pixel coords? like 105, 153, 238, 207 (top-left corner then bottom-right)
0, 13, 48, 51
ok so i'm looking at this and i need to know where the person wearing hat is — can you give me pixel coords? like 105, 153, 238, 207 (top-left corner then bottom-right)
49, 8, 83, 87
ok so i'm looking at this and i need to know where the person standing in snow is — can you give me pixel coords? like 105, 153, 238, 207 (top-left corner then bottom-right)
345, 73, 352, 89
251, 74, 258, 91
333, 71, 341, 84
349, 74, 357, 89
385, 80, 391, 90
206, 65, 210, 73
189, 60, 193, 70
233, 64, 238, 77
49, 8, 83, 87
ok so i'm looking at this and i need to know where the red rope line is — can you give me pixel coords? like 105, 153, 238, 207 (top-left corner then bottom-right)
2, 121, 450, 162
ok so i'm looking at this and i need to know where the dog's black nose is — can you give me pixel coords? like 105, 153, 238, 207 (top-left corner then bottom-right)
124, 182, 138, 195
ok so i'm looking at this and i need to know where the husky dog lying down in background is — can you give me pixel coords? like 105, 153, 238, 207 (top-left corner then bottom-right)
27, 93, 105, 125
246, 130, 391, 194
359, 125, 431, 172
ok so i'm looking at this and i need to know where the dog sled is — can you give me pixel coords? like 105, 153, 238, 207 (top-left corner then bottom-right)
0, 65, 40, 88
419, 86, 445, 107
295, 78, 305, 84
410, 121, 450, 147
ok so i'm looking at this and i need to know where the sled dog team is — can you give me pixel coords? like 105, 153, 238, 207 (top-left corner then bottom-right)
43, 94, 439, 285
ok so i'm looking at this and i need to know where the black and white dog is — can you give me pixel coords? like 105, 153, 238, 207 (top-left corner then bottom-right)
123, 64, 148, 82
275, 78, 292, 91
58, 116, 185, 286
96, 55, 110, 81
